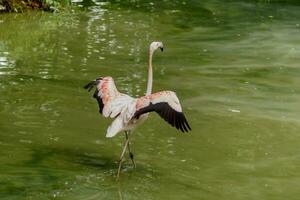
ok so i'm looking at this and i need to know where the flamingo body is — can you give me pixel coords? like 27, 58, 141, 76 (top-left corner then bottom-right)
84, 77, 191, 137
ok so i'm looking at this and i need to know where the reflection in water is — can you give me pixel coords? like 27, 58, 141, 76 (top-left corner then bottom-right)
0, 48, 15, 75
0, 56, 7, 65
0, 1, 300, 199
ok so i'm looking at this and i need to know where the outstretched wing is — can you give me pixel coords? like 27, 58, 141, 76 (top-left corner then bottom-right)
84, 76, 134, 118
133, 91, 191, 133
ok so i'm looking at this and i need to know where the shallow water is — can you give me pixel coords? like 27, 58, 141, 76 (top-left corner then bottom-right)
1, 1, 300, 199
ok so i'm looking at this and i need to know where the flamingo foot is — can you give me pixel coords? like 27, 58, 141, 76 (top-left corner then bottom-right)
116, 158, 124, 180
116, 138, 129, 180
129, 152, 136, 168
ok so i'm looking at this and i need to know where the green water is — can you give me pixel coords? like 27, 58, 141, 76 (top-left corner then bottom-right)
1, 1, 300, 199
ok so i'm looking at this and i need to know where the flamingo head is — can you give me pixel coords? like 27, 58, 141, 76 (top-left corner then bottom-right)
150, 41, 164, 53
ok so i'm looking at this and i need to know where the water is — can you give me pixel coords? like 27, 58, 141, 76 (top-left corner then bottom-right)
1, 1, 300, 199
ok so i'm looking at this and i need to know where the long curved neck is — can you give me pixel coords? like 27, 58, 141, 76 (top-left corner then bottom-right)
146, 50, 153, 95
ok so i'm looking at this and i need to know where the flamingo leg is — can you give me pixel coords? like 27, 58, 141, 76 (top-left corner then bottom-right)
125, 131, 136, 168
117, 136, 129, 180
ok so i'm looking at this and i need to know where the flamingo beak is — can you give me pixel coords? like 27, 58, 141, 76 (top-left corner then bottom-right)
160, 47, 163, 52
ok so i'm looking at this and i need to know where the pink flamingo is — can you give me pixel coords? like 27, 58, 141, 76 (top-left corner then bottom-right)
84, 41, 191, 178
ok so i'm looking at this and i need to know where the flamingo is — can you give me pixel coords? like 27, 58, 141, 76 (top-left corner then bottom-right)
84, 41, 191, 178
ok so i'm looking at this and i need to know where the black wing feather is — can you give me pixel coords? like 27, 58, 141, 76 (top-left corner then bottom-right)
133, 102, 191, 133
84, 78, 104, 114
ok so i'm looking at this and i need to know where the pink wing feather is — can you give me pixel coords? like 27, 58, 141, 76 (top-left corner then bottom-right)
134, 91, 191, 132
84, 76, 134, 118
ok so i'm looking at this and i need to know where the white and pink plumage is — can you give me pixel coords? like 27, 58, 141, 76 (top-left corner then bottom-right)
84, 42, 191, 178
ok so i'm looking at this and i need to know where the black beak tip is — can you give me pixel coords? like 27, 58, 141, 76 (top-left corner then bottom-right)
160, 47, 163, 52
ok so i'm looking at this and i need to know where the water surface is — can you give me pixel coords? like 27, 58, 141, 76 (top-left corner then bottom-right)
1, 1, 300, 199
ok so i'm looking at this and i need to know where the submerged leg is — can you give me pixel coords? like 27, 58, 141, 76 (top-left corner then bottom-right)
125, 131, 136, 168
117, 136, 129, 180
